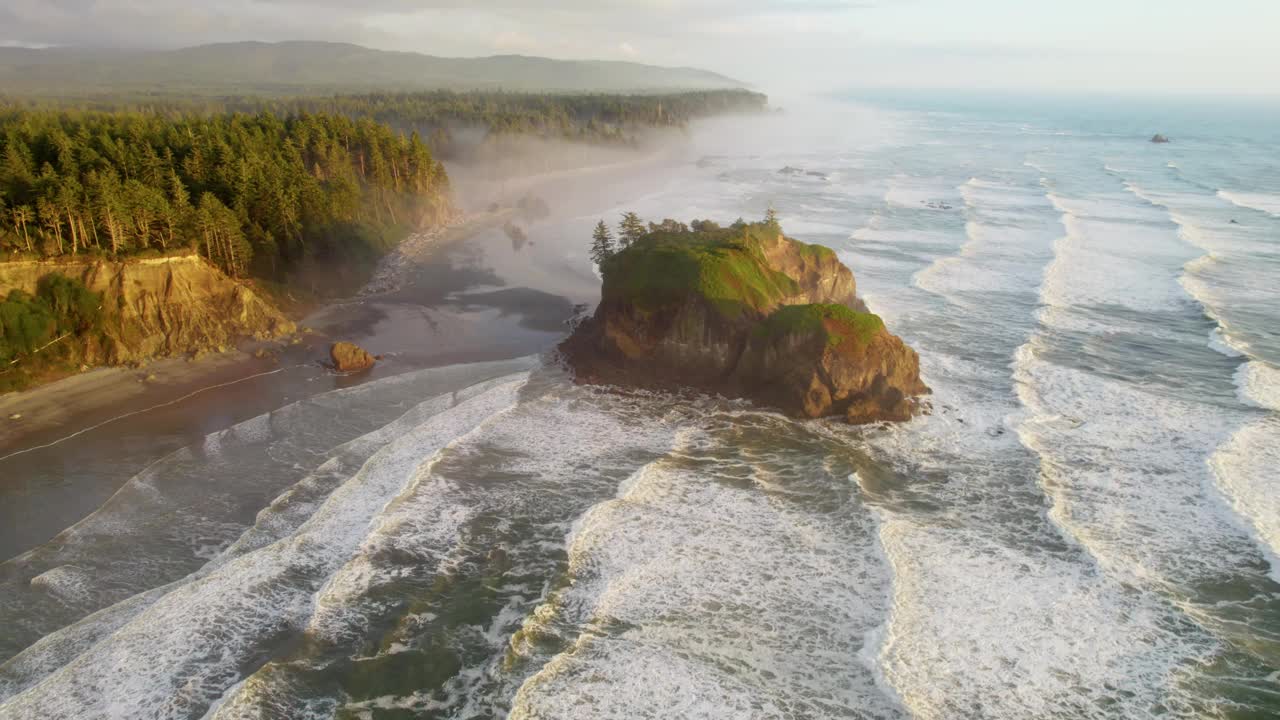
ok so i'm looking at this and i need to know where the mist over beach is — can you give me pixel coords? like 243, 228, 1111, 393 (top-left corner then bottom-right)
1, 2, 1278, 719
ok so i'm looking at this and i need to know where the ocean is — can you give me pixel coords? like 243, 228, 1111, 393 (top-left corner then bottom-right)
0, 93, 1277, 719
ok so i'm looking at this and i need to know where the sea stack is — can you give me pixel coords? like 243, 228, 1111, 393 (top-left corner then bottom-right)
1151, 134, 1171, 144
560, 219, 929, 424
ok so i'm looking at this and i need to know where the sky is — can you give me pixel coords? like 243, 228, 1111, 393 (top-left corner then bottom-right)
2, 0, 1278, 95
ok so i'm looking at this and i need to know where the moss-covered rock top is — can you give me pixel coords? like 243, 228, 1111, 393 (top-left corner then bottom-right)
600, 221, 837, 320
758, 304, 885, 349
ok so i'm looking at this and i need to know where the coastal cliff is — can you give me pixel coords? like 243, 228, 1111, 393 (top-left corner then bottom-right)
560, 220, 929, 423
0, 255, 294, 388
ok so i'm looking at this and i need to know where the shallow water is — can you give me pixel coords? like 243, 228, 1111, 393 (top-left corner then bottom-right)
1, 98, 1277, 718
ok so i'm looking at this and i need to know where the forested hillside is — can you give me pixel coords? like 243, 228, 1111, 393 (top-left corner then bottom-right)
237, 90, 769, 149
0, 88, 764, 388
0, 109, 451, 280
4, 89, 769, 155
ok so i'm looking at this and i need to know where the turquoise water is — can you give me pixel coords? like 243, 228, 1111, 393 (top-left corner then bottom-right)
0, 95, 1277, 718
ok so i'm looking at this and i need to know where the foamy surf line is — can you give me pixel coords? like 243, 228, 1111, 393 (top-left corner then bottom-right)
0, 375, 529, 719
511, 417, 902, 720
1218, 190, 1280, 217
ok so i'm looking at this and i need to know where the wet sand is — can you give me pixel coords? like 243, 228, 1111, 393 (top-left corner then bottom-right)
0, 145, 691, 559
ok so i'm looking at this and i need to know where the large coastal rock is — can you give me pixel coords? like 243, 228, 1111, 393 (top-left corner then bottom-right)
330, 341, 377, 372
560, 221, 929, 423
0, 255, 294, 367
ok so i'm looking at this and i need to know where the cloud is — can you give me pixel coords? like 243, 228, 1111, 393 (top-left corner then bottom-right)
0, 0, 391, 49
492, 30, 539, 53
0, 0, 899, 91
0, 0, 878, 50
8, 1, 1263, 94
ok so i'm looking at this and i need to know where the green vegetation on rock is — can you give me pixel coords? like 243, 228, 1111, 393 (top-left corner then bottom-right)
758, 304, 884, 348
600, 220, 803, 320
0, 273, 104, 390
563, 213, 927, 423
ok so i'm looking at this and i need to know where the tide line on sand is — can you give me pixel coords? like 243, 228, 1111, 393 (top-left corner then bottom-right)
0, 365, 302, 463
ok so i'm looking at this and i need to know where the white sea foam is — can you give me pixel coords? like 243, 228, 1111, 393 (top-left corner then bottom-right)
0, 376, 528, 719
876, 517, 1218, 720
995, 174, 1280, 710
858, 341, 1216, 720
511, 416, 901, 719
1207, 327, 1248, 358
858, 232, 1218, 720
1014, 344, 1262, 583
1218, 190, 1280, 217
1208, 415, 1280, 581
832, 162, 1201, 718
1118, 183, 1280, 579
0, 359, 538, 683
306, 385, 682, 647
912, 178, 1058, 299
1234, 361, 1280, 411
25, 567, 92, 607
1039, 194, 1195, 314
213, 379, 691, 719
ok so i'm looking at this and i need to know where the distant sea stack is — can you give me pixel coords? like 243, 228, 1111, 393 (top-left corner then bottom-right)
560, 219, 929, 424
1151, 134, 1171, 144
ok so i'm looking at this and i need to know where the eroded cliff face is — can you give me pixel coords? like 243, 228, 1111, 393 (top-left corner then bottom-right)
736, 306, 928, 422
561, 222, 928, 424
0, 255, 294, 367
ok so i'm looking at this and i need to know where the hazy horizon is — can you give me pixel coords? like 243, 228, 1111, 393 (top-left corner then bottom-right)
1, 0, 1277, 97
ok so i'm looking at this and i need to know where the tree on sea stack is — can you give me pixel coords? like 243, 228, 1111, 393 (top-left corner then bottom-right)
764, 205, 780, 228
558, 216, 931, 425
618, 212, 645, 248
590, 220, 615, 265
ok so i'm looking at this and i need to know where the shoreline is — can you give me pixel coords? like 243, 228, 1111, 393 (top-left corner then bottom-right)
0, 145, 679, 459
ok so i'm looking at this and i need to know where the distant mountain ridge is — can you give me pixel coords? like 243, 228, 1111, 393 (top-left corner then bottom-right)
0, 41, 746, 96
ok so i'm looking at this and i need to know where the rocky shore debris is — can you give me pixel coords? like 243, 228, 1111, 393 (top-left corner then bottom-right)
330, 341, 378, 372
361, 215, 467, 296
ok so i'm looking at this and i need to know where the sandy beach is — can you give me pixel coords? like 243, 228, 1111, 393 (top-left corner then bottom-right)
0, 352, 268, 454
0, 143, 690, 557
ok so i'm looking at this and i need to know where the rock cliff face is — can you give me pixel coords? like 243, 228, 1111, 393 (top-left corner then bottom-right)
0, 255, 294, 367
560, 221, 929, 423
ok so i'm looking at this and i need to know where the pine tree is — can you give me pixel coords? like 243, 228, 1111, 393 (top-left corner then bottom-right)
0, 106, 451, 284
764, 205, 779, 228
590, 219, 615, 266
13, 205, 32, 252
618, 211, 645, 248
